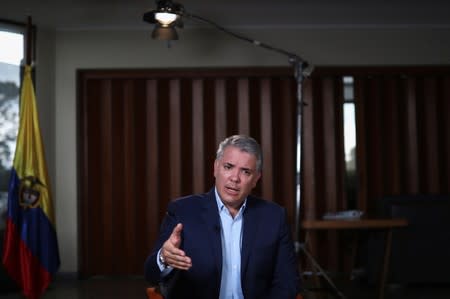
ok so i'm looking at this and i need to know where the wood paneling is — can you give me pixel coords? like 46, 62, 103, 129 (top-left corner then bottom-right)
304, 67, 450, 272
77, 67, 298, 276
299, 75, 346, 271
78, 66, 450, 276
352, 71, 450, 205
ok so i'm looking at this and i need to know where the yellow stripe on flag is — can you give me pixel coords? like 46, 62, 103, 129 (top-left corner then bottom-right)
13, 65, 55, 225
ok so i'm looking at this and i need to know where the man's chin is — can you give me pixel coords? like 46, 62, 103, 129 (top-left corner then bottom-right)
222, 197, 245, 207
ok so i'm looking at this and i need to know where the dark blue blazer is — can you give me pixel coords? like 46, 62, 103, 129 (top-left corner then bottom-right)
144, 189, 300, 299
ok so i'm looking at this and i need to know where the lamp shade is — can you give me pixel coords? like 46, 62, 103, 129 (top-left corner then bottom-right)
143, 0, 184, 40
152, 25, 179, 40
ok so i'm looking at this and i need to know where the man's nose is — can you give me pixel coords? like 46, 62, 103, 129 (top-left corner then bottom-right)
230, 170, 241, 182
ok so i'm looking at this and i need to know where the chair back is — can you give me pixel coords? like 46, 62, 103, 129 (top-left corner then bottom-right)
146, 287, 164, 299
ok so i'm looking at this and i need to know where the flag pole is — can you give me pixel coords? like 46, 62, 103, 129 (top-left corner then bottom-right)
26, 16, 32, 66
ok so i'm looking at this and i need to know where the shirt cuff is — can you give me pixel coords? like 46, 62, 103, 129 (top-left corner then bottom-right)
157, 248, 173, 276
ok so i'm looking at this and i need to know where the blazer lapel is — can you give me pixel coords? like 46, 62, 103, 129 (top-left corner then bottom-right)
240, 197, 259, 279
201, 190, 223, 275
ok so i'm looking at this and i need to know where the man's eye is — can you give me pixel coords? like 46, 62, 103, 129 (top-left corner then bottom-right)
243, 170, 251, 176
224, 164, 231, 169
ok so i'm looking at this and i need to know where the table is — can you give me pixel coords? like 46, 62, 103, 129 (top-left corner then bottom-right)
301, 219, 408, 299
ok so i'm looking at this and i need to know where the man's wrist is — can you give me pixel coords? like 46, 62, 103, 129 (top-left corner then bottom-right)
158, 250, 168, 268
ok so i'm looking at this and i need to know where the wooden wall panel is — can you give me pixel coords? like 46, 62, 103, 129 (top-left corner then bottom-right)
402, 78, 419, 193
277, 78, 296, 226
305, 67, 450, 272
78, 66, 450, 276
384, 78, 401, 194
354, 77, 368, 212
144, 79, 160, 260
302, 79, 316, 220
352, 70, 450, 205
260, 79, 274, 200
300, 76, 345, 221
169, 79, 181, 199
237, 79, 250, 134
100, 80, 113, 274
77, 68, 298, 276
214, 79, 227, 142
192, 79, 205, 194
422, 78, 439, 193
441, 77, 450, 193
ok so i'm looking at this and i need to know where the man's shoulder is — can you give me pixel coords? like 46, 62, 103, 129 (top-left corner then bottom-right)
247, 195, 284, 213
170, 190, 213, 208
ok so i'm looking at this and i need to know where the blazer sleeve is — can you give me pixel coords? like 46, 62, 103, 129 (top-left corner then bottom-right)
144, 202, 180, 285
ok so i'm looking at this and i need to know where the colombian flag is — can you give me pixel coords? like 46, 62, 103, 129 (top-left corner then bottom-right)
2, 65, 60, 299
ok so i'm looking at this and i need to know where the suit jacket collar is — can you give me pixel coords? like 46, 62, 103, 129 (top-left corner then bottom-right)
201, 189, 260, 283
241, 196, 259, 279
201, 189, 223, 276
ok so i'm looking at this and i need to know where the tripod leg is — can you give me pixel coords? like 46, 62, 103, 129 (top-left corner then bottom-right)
300, 244, 347, 299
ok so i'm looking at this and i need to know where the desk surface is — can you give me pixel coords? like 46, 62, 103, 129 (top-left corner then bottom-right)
302, 218, 408, 230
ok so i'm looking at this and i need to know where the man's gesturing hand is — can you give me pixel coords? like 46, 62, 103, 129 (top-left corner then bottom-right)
161, 223, 192, 270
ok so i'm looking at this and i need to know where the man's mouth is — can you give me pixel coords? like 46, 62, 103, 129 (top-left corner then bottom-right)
225, 186, 240, 194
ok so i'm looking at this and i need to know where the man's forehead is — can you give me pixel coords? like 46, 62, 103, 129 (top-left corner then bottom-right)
221, 147, 257, 167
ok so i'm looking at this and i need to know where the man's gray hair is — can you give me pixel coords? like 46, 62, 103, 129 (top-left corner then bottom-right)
216, 135, 263, 172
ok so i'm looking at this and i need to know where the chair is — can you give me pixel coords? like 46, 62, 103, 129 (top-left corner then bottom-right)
146, 287, 303, 299
146, 287, 164, 299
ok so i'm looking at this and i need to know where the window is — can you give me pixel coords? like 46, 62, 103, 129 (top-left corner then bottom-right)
0, 22, 24, 229
343, 76, 357, 209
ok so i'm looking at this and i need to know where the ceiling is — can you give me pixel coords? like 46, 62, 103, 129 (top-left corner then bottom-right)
2, 0, 450, 31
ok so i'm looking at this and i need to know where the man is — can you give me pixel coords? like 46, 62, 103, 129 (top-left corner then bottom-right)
145, 135, 300, 299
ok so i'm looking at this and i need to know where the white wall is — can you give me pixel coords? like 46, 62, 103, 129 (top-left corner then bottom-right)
44, 26, 450, 273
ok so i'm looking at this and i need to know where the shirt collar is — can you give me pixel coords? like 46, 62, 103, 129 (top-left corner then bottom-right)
214, 187, 247, 214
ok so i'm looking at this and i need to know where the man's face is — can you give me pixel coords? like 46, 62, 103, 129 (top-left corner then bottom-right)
214, 146, 261, 211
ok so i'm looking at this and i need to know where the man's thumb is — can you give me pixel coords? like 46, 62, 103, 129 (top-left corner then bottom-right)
171, 223, 183, 244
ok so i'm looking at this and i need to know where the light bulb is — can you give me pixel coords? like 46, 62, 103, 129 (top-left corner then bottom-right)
155, 12, 178, 26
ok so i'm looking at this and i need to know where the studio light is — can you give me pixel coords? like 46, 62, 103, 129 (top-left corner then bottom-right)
142, 0, 311, 78
143, 0, 184, 40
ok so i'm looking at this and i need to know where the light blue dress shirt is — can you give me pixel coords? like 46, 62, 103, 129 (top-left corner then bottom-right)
157, 189, 246, 299
215, 188, 246, 299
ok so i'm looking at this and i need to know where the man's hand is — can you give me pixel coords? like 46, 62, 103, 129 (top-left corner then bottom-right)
161, 223, 192, 270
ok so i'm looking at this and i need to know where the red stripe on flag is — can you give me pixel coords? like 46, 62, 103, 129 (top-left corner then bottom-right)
2, 218, 52, 299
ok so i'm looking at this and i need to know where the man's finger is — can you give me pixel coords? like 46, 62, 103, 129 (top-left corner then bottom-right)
165, 247, 186, 258
167, 254, 192, 270
170, 223, 183, 247
172, 223, 183, 237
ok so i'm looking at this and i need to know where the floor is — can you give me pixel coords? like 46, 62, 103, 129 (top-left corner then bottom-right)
1, 275, 450, 299
300, 274, 450, 299
0, 275, 148, 299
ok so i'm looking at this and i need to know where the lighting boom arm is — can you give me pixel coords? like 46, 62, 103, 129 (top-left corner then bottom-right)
144, 0, 310, 251
184, 11, 309, 248
186, 13, 309, 72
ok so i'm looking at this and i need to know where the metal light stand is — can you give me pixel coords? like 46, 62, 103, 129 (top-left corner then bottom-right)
291, 59, 345, 299
157, 9, 345, 298
187, 13, 311, 246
